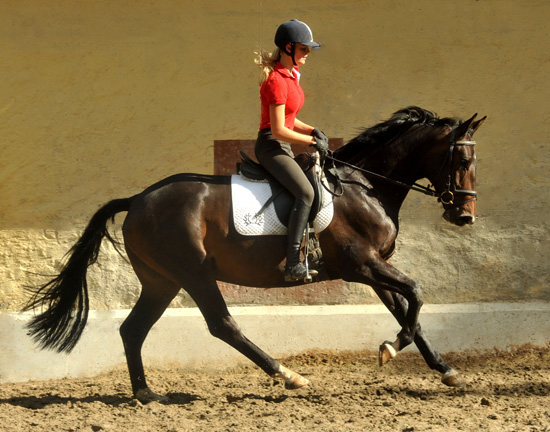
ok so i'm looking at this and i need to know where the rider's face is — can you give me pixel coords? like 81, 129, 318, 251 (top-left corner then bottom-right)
289, 43, 311, 65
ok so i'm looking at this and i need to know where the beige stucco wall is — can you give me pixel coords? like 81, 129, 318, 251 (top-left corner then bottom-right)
1, 0, 548, 311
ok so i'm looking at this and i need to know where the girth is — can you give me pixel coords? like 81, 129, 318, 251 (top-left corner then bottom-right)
238, 151, 323, 226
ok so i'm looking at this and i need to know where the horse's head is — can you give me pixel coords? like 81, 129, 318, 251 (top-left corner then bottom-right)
331, 107, 486, 227
428, 114, 486, 226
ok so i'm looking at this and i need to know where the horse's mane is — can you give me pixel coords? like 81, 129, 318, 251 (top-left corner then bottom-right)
334, 106, 461, 162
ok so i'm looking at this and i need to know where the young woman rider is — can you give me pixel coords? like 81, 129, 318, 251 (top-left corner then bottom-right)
255, 19, 329, 282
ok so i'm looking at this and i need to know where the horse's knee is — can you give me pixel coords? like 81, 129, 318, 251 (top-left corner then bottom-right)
408, 283, 424, 310
417, 291, 424, 309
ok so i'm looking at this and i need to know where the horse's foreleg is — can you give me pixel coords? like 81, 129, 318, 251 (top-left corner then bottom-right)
374, 289, 463, 386
188, 277, 309, 390
357, 257, 424, 358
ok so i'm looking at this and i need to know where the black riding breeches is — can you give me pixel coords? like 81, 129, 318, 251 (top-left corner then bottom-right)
255, 129, 314, 207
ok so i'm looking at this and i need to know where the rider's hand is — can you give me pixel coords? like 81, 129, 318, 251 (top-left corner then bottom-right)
311, 128, 328, 141
311, 128, 329, 154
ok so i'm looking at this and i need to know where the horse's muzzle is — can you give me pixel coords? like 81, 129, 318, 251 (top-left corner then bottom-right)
443, 208, 476, 226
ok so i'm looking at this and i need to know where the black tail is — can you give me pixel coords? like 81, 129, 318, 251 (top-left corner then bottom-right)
23, 198, 132, 353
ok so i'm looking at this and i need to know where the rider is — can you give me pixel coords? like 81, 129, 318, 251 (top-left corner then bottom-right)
255, 19, 329, 281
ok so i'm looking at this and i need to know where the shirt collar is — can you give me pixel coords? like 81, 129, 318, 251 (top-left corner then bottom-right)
275, 62, 300, 80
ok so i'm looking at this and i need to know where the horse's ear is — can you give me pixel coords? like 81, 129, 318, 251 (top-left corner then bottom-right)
453, 113, 477, 139
470, 115, 487, 136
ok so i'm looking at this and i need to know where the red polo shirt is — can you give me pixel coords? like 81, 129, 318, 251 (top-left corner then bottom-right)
259, 62, 305, 131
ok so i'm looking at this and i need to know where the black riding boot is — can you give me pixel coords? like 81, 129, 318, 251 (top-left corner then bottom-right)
284, 198, 312, 281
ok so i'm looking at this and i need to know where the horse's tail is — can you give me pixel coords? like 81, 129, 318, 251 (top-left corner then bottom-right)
23, 197, 132, 353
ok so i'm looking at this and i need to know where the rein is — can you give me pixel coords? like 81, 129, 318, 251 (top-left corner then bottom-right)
324, 154, 439, 198
322, 130, 477, 207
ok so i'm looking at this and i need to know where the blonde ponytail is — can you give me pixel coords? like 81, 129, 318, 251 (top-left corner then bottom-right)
254, 48, 281, 83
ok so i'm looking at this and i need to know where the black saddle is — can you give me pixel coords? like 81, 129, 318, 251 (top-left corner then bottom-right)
238, 151, 324, 226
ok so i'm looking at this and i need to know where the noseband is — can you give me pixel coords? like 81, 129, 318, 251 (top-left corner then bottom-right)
438, 127, 477, 207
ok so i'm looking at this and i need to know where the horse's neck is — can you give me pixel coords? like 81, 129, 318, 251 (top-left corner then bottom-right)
335, 139, 429, 215
353, 138, 426, 186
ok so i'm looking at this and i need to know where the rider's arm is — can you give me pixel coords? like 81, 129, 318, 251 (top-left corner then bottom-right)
270, 104, 316, 146
293, 118, 315, 136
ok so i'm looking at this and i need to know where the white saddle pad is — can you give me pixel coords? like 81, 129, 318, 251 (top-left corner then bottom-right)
231, 174, 334, 236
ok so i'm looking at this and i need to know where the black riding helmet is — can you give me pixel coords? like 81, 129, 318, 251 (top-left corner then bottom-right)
274, 19, 321, 66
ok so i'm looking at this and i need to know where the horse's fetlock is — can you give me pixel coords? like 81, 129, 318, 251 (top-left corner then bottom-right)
398, 328, 414, 347
402, 334, 414, 346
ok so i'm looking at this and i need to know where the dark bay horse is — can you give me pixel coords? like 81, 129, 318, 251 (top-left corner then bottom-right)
25, 106, 485, 402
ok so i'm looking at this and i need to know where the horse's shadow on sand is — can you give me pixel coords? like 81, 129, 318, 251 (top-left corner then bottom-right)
2, 380, 549, 409
377, 380, 550, 400
0, 392, 202, 409
0, 394, 132, 409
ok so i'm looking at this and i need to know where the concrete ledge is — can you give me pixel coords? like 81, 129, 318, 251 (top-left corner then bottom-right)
1, 302, 549, 383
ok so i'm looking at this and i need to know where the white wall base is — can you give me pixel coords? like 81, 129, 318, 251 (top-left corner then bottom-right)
1, 302, 549, 383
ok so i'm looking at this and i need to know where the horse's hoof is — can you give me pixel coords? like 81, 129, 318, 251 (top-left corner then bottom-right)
441, 369, 464, 387
378, 342, 397, 366
134, 388, 169, 404
284, 374, 310, 390
272, 365, 310, 390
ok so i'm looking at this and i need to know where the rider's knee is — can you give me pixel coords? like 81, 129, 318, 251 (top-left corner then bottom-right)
298, 186, 315, 207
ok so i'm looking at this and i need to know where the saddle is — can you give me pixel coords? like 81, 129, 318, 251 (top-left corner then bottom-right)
238, 151, 324, 226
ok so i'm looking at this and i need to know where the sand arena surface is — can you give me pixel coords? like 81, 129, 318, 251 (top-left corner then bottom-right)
1, 346, 549, 431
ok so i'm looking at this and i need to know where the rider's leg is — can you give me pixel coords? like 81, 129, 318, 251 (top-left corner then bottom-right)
284, 197, 312, 280
255, 130, 315, 280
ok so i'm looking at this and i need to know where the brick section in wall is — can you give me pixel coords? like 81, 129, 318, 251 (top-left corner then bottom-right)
213, 137, 346, 305
213, 138, 344, 175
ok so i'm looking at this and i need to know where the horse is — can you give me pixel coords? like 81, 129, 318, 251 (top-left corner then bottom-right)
24, 106, 485, 403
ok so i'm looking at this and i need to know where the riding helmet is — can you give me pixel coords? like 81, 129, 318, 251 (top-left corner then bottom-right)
274, 19, 321, 52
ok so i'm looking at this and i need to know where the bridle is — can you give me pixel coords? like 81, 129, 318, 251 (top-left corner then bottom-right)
323, 126, 477, 208
437, 127, 477, 207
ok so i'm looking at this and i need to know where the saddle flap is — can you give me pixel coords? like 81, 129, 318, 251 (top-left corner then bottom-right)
231, 175, 334, 236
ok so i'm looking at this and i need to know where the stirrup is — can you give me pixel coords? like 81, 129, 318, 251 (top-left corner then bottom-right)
284, 263, 318, 282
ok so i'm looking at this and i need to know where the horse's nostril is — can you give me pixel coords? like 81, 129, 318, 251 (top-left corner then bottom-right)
459, 215, 475, 225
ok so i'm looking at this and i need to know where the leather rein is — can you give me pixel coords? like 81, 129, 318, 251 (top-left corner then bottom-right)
322, 128, 477, 208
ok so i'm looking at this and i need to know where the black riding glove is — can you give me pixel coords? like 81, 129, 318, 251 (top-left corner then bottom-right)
312, 127, 328, 142
311, 128, 329, 153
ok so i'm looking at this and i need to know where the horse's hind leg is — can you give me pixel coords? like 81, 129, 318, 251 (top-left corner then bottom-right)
374, 289, 463, 386
120, 250, 181, 402
186, 273, 309, 390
